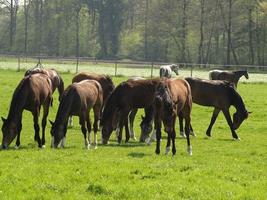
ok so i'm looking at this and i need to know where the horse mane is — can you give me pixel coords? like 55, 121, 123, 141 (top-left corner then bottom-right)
226, 84, 246, 112
54, 86, 75, 124
7, 76, 30, 120
101, 82, 126, 125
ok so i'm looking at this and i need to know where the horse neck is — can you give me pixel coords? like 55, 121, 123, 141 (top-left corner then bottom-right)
234, 71, 246, 80
144, 106, 154, 123
229, 87, 246, 113
7, 78, 29, 123
57, 76, 65, 98
55, 88, 74, 125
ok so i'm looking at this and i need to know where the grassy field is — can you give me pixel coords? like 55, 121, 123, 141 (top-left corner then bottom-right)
0, 69, 266, 200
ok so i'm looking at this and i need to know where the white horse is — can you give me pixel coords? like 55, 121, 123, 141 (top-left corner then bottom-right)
159, 64, 179, 78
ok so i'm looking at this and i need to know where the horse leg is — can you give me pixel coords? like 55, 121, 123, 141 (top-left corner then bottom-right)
154, 113, 162, 155
124, 117, 130, 143
178, 112, 186, 138
118, 110, 129, 144
189, 123, 196, 137
15, 123, 22, 149
129, 108, 137, 140
80, 113, 89, 149
93, 105, 101, 149
184, 115, 192, 155
33, 110, 42, 148
222, 109, 240, 140
165, 133, 171, 155
41, 102, 50, 148
68, 116, 73, 127
206, 108, 220, 137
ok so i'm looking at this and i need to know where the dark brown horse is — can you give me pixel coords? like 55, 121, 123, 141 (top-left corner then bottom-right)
209, 69, 249, 88
68, 72, 115, 126
100, 78, 162, 144
25, 67, 64, 101
50, 80, 103, 149
152, 78, 192, 155
183, 77, 250, 140
1, 73, 53, 149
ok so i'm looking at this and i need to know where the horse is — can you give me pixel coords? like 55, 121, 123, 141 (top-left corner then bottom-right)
183, 77, 250, 140
68, 72, 115, 126
50, 80, 103, 149
145, 78, 193, 156
209, 69, 249, 88
1, 73, 53, 149
159, 64, 179, 78
100, 78, 162, 145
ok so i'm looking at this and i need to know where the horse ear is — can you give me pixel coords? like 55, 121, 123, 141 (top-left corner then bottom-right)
1, 117, 6, 123
49, 120, 54, 126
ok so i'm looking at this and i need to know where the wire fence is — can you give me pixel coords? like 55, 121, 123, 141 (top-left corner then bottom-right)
0, 54, 267, 82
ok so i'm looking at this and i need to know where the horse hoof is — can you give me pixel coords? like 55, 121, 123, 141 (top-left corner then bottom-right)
233, 137, 241, 141
42, 145, 46, 149
94, 146, 98, 150
165, 147, 171, 155
187, 146, 192, 156
190, 132, 196, 137
14, 145, 20, 150
145, 138, 152, 145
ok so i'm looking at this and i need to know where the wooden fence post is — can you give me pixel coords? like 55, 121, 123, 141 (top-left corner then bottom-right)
76, 57, 79, 73
115, 60, 118, 76
190, 64, 193, 77
151, 62, 154, 77
17, 56, 21, 72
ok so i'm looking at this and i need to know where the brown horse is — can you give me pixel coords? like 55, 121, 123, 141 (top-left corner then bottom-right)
68, 72, 115, 126
183, 77, 250, 140
209, 69, 249, 88
25, 67, 64, 101
50, 80, 103, 149
1, 73, 53, 149
100, 78, 162, 144
152, 78, 192, 156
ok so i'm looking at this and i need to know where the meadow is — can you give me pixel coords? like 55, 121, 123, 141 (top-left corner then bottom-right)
0, 69, 266, 200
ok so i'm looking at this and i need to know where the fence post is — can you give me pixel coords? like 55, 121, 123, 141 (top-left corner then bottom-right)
151, 62, 154, 78
17, 56, 21, 72
76, 57, 79, 73
190, 64, 193, 77
115, 60, 118, 76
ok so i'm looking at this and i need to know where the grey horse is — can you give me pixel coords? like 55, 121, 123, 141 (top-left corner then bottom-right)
159, 64, 179, 78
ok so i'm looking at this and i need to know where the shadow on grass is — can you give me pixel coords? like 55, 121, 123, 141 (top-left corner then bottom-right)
127, 152, 148, 158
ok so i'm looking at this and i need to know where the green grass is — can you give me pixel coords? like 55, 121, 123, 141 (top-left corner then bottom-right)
0, 69, 266, 200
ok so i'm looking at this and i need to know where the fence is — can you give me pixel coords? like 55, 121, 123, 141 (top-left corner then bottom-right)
0, 54, 267, 82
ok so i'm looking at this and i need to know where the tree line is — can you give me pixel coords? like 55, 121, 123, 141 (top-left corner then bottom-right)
0, 0, 267, 65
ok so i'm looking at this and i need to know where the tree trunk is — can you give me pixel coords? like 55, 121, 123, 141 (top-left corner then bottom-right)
227, 0, 232, 65
144, 0, 148, 60
248, 8, 254, 65
198, 0, 205, 64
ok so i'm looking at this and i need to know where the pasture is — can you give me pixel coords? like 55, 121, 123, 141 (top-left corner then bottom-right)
0, 69, 266, 200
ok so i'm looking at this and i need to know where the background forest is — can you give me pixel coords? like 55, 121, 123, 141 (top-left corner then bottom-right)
0, 0, 267, 65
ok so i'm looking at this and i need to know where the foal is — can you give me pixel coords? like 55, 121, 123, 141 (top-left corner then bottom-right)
159, 64, 179, 78
50, 80, 103, 149
209, 69, 249, 88
153, 79, 193, 156
1, 73, 52, 149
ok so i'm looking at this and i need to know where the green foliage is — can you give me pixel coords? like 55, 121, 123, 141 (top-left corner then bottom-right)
0, 70, 266, 199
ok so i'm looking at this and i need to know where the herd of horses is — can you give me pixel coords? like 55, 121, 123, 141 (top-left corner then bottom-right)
1, 64, 251, 156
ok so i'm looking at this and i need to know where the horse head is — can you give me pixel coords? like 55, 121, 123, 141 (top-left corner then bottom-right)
155, 83, 176, 133
49, 120, 67, 148
139, 115, 153, 142
232, 110, 251, 130
171, 64, 179, 75
101, 109, 119, 144
1, 117, 21, 149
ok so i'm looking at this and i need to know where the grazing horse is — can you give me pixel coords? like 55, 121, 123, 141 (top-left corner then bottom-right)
1, 73, 53, 149
209, 69, 249, 88
149, 78, 192, 155
101, 78, 162, 144
183, 77, 250, 140
68, 72, 115, 126
25, 67, 64, 101
159, 64, 179, 78
50, 80, 103, 149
